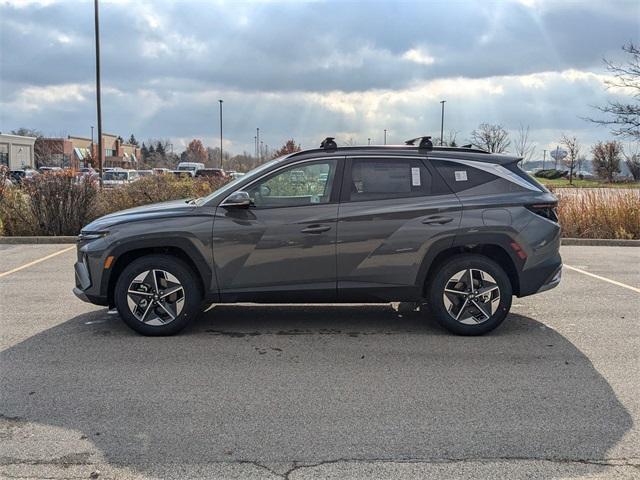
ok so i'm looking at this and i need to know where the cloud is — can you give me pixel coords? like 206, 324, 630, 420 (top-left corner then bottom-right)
0, 0, 637, 155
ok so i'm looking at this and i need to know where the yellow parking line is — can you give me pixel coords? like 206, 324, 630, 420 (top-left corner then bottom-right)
0, 246, 75, 278
564, 264, 640, 294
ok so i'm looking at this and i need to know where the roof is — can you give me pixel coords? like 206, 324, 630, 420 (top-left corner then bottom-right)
288, 144, 521, 165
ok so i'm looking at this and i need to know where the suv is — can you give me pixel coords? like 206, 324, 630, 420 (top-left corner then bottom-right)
74, 137, 561, 336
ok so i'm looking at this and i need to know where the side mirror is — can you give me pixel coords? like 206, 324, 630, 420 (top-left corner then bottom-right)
222, 191, 252, 208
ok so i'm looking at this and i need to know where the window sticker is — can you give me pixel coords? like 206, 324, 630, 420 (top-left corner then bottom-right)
411, 167, 421, 186
454, 170, 468, 182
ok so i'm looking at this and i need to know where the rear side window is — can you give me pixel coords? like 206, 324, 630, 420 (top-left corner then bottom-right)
432, 159, 530, 194
347, 158, 432, 201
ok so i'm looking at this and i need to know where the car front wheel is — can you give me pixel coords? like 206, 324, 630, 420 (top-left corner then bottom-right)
114, 255, 201, 336
427, 254, 512, 335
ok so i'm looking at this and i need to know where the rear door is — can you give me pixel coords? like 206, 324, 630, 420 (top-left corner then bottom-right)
336, 156, 462, 301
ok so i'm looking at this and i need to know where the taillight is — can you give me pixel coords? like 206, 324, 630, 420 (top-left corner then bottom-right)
526, 203, 558, 223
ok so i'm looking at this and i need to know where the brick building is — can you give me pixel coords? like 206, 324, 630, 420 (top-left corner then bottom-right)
37, 134, 140, 169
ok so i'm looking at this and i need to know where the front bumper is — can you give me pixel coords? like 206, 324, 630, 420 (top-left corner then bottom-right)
73, 251, 110, 306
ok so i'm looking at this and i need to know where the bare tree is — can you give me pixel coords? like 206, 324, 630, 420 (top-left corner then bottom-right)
560, 134, 581, 184
592, 141, 622, 182
622, 142, 640, 180
469, 123, 511, 153
445, 130, 459, 147
586, 42, 640, 139
513, 124, 536, 166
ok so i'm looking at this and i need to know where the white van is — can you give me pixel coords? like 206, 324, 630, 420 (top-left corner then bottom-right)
176, 162, 205, 177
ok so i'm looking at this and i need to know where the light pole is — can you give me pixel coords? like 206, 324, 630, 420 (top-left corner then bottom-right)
543, 149, 547, 170
384, 129, 387, 145
218, 99, 223, 168
94, 0, 103, 185
256, 128, 260, 161
90, 126, 94, 168
368, 138, 371, 146
439, 100, 446, 146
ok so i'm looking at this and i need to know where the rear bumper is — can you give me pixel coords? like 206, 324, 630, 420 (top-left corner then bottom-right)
518, 253, 563, 297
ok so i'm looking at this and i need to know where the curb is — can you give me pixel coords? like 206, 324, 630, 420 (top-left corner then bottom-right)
1, 236, 638, 246
560, 238, 640, 247
0, 236, 77, 244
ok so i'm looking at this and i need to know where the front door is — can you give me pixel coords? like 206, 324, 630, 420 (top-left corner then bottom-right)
212, 158, 342, 302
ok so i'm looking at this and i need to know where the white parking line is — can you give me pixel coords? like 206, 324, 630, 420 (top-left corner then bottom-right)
564, 264, 640, 294
0, 246, 75, 278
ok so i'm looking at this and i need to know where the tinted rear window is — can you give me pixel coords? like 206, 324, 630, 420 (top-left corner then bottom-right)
348, 158, 432, 201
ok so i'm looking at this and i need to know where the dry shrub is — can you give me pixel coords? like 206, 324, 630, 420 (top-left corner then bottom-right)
98, 175, 228, 216
556, 189, 640, 239
22, 171, 100, 236
0, 187, 40, 236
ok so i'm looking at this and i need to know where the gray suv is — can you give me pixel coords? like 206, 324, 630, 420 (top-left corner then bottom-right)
74, 136, 562, 336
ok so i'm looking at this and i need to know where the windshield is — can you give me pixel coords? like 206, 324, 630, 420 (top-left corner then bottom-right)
196, 158, 283, 206
104, 171, 128, 181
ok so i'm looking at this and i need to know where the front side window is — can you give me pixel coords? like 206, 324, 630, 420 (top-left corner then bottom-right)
247, 160, 337, 208
348, 158, 432, 201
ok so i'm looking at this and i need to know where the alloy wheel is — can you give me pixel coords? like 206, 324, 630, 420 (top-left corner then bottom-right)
442, 268, 501, 325
126, 269, 185, 326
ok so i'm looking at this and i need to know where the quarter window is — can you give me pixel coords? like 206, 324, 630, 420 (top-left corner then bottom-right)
247, 160, 337, 208
348, 158, 432, 201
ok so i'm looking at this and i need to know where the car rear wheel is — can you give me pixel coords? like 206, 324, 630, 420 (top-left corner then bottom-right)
427, 254, 512, 335
114, 255, 201, 336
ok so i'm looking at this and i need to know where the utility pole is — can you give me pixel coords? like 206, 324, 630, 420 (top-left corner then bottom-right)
94, 0, 103, 185
543, 149, 547, 170
554, 146, 559, 169
254, 136, 257, 159
218, 99, 223, 168
368, 138, 371, 146
384, 129, 387, 145
439, 100, 446, 146
256, 128, 260, 161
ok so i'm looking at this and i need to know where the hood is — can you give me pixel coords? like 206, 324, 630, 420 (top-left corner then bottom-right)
82, 199, 197, 231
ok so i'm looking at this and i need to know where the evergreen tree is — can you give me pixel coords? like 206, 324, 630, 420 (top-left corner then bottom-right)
141, 142, 148, 159
128, 134, 139, 146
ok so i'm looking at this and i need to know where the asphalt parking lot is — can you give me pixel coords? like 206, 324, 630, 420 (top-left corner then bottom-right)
1, 244, 639, 479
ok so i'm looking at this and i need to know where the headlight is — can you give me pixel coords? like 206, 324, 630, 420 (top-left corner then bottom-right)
78, 231, 108, 241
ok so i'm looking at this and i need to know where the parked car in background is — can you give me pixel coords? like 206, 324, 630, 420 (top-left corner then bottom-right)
9, 168, 39, 184
74, 136, 562, 337
38, 166, 62, 174
195, 168, 226, 178
230, 171, 245, 179
153, 168, 171, 175
171, 170, 193, 179
102, 169, 139, 187
176, 162, 205, 176
137, 170, 154, 178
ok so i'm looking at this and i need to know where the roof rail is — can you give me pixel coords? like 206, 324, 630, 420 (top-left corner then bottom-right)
320, 137, 337, 149
405, 136, 433, 150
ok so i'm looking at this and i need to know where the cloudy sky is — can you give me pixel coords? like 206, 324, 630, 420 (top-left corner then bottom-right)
0, 0, 638, 157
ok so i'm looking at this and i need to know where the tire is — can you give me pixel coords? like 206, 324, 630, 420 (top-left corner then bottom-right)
426, 254, 512, 336
114, 255, 202, 336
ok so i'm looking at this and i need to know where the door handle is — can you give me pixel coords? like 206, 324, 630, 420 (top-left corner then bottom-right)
301, 225, 332, 234
422, 216, 454, 225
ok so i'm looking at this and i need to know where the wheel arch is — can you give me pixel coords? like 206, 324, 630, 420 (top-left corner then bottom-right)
103, 240, 211, 307
419, 238, 521, 297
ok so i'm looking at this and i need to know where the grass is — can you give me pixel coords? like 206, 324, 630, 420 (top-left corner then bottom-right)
538, 177, 640, 188
555, 189, 640, 239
